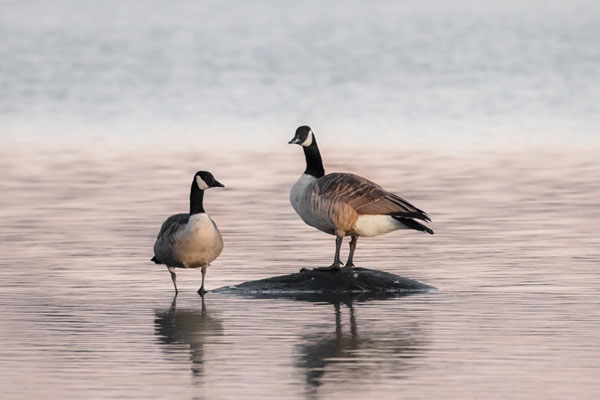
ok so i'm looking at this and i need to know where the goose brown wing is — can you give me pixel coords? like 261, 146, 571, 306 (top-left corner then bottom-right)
316, 173, 430, 221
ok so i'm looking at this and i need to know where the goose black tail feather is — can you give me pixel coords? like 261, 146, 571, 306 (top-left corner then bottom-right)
392, 216, 434, 234
151, 256, 161, 264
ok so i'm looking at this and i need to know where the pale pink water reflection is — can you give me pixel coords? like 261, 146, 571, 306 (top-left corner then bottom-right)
0, 146, 599, 399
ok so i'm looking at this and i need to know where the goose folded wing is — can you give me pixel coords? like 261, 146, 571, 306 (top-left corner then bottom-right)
317, 173, 430, 221
154, 214, 189, 267
157, 214, 190, 238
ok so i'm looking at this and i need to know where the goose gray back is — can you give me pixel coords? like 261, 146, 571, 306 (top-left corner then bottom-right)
152, 171, 225, 296
289, 125, 433, 271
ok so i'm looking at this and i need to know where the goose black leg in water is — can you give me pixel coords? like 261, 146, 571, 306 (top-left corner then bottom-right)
168, 266, 178, 296
197, 267, 207, 296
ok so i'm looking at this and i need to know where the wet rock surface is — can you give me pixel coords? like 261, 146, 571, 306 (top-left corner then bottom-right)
212, 267, 436, 296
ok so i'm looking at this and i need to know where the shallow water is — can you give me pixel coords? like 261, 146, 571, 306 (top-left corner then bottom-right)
1, 146, 599, 399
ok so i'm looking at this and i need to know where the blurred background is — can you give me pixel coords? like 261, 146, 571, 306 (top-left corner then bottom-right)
1, 0, 599, 150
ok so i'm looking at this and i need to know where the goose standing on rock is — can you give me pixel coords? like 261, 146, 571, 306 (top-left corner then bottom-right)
289, 126, 433, 271
152, 171, 224, 295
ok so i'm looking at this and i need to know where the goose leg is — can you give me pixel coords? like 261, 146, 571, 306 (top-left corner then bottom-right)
344, 235, 358, 268
315, 236, 344, 271
168, 266, 178, 296
197, 267, 207, 296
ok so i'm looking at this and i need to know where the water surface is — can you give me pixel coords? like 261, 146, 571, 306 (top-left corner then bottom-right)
1, 0, 599, 146
1, 147, 599, 399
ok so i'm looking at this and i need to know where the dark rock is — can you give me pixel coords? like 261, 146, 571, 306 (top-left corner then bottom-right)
212, 267, 435, 300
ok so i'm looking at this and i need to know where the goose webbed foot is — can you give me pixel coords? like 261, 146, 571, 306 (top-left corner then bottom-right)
197, 287, 206, 297
341, 262, 355, 270
314, 261, 344, 272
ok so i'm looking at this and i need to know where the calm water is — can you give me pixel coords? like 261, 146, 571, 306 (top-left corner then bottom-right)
1, 146, 599, 399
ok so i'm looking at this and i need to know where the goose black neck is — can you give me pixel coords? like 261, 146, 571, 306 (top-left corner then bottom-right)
190, 183, 205, 215
303, 138, 325, 178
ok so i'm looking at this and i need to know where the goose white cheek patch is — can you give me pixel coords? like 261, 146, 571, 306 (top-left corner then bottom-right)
301, 130, 313, 147
196, 176, 209, 190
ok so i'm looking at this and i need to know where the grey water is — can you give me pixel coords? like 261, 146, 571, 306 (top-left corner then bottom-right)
1, 0, 600, 146
2, 0, 600, 399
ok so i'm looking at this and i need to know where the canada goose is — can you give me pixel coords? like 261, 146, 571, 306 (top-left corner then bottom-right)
152, 171, 224, 295
289, 126, 433, 270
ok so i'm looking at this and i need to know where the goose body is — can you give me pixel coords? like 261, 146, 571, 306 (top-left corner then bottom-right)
153, 213, 223, 269
290, 174, 337, 235
152, 171, 224, 295
289, 126, 433, 270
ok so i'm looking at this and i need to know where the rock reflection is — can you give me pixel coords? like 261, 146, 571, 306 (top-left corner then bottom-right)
294, 296, 426, 394
154, 297, 224, 376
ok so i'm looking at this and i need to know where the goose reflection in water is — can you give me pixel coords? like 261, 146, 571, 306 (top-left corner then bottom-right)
154, 297, 224, 376
293, 295, 427, 394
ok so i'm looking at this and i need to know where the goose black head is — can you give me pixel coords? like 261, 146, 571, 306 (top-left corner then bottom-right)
194, 171, 224, 190
288, 125, 314, 147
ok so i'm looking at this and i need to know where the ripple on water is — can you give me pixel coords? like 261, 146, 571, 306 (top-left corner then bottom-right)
0, 148, 599, 399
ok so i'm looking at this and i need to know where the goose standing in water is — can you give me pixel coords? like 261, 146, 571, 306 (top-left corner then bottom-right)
152, 171, 224, 295
289, 126, 433, 271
